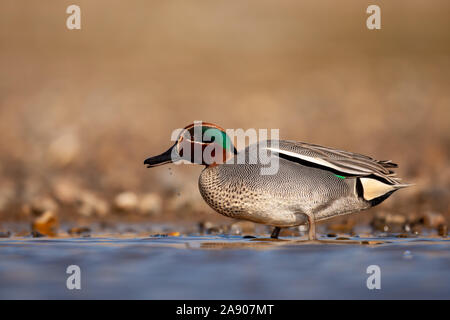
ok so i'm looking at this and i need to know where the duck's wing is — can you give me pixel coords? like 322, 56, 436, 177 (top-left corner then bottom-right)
265, 140, 404, 185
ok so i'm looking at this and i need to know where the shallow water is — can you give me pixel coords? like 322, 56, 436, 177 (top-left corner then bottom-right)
0, 235, 449, 299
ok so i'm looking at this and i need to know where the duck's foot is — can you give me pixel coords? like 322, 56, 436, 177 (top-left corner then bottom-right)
270, 227, 281, 239
307, 214, 317, 241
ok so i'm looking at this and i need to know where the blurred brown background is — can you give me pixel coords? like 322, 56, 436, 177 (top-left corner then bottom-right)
0, 1, 449, 231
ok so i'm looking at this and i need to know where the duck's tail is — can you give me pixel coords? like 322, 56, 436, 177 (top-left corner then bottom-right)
359, 177, 413, 202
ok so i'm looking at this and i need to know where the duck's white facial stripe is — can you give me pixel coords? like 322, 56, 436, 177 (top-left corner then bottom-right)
264, 147, 361, 175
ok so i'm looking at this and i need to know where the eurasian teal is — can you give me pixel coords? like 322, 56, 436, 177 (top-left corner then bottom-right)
144, 122, 410, 239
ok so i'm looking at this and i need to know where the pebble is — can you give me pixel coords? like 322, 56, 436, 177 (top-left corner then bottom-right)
423, 212, 446, 228
360, 240, 384, 245
77, 191, 109, 217
68, 226, 91, 236
23, 195, 59, 216
0, 180, 15, 211
15, 231, 30, 237
371, 212, 407, 233
0, 231, 11, 238
229, 221, 255, 235
138, 193, 162, 216
31, 230, 45, 238
31, 211, 58, 237
327, 219, 355, 233
198, 221, 223, 234
396, 233, 410, 238
48, 131, 80, 166
114, 191, 138, 212
278, 228, 301, 237
437, 224, 448, 237
298, 225, 309, 232
52, 178, 80, 204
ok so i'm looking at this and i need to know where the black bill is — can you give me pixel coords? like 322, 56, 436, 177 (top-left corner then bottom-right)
144, 144, 178, 168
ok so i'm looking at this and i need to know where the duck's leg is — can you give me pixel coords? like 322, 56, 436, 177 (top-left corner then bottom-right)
307, 214, 317, 240
270, 227, 281, 239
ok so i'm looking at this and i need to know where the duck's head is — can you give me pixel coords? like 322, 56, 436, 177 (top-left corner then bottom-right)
144, 122, 237, 168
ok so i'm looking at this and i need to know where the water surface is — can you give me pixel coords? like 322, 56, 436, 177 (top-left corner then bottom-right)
0, 235, 449, 299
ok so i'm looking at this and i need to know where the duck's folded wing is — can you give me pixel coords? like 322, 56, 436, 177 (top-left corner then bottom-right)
265, 140, 403, 185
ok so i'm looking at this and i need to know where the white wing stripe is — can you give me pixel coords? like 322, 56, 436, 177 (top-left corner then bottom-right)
265, 147, 364, 175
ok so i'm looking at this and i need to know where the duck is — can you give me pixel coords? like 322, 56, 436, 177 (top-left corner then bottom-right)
144, 122, 410, 240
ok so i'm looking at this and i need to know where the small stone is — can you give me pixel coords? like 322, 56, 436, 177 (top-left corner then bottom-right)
23, 195, 59, 216
32, 211, 59, 237
52, 178, 80, 204
437, 224, 448, 237
0, 231, 11, 238
122, 227, 137, 234
31, 230, 45, 238
371, 212, 406, 233
230, 221, 255, 235
151, 233, 168, 237
77, 191, 109, 217
298, 225, 309, 232
278, 228, 300, 237
138, 193, 162, 216
198, 221, 213, 233
423, 212, 446, 229
15, 231, 30, 237
385, 214, 406, 225
48, 131, 80, 167
198, 221, 223, 234
361, 240, 384, 245
114, 192, 138, 212
404, 224, 411, 232
0, 180, 15, 211
396, 233, 409, 238
68, 226, 91, 236
327, 233, 337, 237
371, 216, 387, 232
411, 224, 422, 235
328, 219, 355, 233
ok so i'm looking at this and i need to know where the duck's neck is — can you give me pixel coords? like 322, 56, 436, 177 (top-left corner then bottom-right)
203, 144, 235, 167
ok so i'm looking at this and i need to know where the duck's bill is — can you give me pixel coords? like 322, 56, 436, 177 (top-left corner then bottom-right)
144, 145, 178, 168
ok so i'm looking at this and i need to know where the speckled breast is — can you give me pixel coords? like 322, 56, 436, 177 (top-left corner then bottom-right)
198, 164, 310, 227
